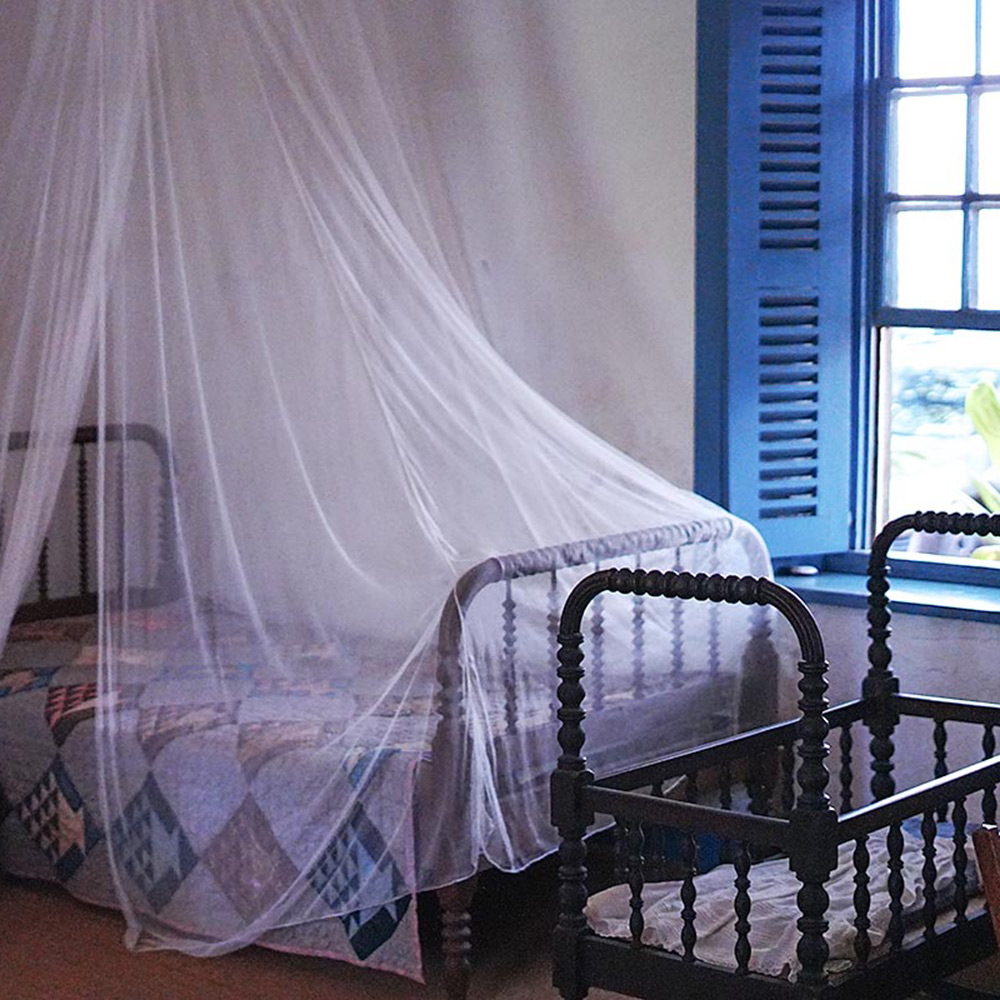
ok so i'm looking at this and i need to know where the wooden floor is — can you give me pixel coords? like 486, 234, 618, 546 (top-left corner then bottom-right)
945, 954, 1000, 997
2, 863, 998, 999
0, 859, 619, 1000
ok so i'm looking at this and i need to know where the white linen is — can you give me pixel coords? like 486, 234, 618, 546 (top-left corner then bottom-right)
586, 827, 979, 980
0, 0, 773, 980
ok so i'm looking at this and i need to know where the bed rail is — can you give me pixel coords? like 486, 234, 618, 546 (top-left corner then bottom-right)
595, 699, 869, 794
586, 786, 791, 849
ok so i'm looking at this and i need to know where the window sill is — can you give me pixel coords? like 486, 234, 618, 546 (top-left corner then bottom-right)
780, 571, 1000, 625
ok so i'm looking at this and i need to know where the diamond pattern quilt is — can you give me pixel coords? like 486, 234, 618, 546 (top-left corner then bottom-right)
0, 608, 424, 979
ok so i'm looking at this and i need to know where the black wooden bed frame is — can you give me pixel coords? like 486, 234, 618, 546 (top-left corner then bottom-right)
3, 424, 778, 1000
553, 511, 1000, 1000
426, 518, 777, 998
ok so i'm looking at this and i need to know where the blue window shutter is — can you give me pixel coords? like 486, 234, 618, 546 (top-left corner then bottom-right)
697, 0, 861, 558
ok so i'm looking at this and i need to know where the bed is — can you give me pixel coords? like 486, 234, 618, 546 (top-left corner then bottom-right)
0, 424, 778, 998
552, 511, 1000, 999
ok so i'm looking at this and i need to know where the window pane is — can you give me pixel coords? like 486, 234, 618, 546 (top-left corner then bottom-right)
978, 210, 1000, 309
890, 209, 964, 309
979, 92, 1000, 194
984, 0, 1000, 75
898, 0, 975, 79
887, 328, 1000, 525
893, 93, 967, 195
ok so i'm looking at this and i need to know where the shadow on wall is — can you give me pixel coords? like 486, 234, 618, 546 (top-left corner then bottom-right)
388, 0, 698, 487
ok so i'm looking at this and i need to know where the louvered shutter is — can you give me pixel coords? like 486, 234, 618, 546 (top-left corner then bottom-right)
702, 0, 860, 558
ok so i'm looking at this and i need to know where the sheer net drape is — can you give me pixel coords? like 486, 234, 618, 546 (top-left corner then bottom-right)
0, 0, 772, 978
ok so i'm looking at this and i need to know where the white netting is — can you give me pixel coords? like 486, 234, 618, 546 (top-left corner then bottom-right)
0, 0, 773, 979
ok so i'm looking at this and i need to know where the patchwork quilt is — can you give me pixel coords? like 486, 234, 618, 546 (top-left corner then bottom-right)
0, 606, 427, 979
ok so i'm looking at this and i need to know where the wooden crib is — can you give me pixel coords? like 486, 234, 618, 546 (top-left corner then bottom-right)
552, 512, 1000, 999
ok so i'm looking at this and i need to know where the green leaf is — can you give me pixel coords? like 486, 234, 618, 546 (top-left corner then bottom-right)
972, 475, 1000, 514
966, 381, 1000, 468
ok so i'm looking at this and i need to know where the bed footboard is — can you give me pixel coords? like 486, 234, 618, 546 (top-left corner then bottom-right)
423, 524, 775, 999
421, 520, 776, 878
432, 519, 769, 755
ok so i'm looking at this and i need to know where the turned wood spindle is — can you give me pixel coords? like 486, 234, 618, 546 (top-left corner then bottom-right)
852, 835, 871, 967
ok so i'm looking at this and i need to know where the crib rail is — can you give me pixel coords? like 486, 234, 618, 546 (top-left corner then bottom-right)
580, 935, 798, 1000
838, 754, 1000, 843
893, 693, 1000, 727
587, 785, 790, 848
597, 700, 868, 794
596, 718, 798, 791
578, 919, 994, 1000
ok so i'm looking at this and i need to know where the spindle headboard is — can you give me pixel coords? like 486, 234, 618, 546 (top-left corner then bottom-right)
7, 423, 179, 624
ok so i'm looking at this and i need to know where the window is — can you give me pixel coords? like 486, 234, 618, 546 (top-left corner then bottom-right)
878, 1, 1000, 560
696, 0, 1000, 568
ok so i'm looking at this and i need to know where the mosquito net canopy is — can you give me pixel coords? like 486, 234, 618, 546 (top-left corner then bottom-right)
0, 0, 774, 979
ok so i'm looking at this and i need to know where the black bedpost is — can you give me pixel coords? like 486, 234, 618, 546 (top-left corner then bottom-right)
433, 592, 478, 1000
552, 574, 605, 1000
864, 511, 1000, 801
438, 875, 479, 1000
790, 647, 837, 996
759, 583, 837, 998
863, 521, 900, 801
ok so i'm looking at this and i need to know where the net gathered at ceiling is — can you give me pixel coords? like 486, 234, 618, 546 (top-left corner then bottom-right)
0, 0, 773, 980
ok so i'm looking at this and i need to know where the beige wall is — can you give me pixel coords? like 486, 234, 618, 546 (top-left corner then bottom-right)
0, 2, 34, 148
773, 602, 1000, 805
400, 0, 697, 487
0, 0, 698, 487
